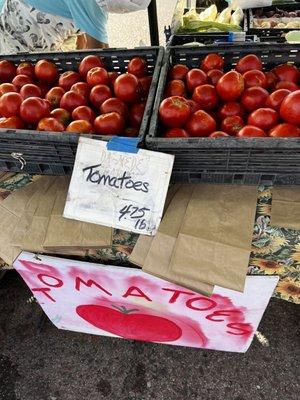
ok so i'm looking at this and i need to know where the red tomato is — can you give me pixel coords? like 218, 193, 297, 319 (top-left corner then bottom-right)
66, 120, 94, 134
70, 82, 90, 99
89, 85, 112, 108
127, 57, 148, 78
236, 54, 263, 73
72, 106, 95, 123
79, 55, 105, 78
248, 108, 278, 131
0, 116, 24, 129
265, 71, 278, 90
275, 81, 298, 92
168, 64, 189, 81
108, 72, 120, 88
185, 110, 216, 137
207, 69, 223, 86
210, 131, 230, 138
280, 90, 300, 125
216, 71, 244, 102
187, 99, 201, 114
237, 125, 267, 137
58, 71, 81, 90
139, 76, 152, 99
114, 73, 140, 103
94, 112, 125, 135
124, 127, 139, 137
37, 117, 65, 132
86, 67, 109, 87
100, 97, 128, 119
45, 87, 66, 109
192, 84, 218, 111
159, 96, 191, 128
218, 101, 244, 120
0, 92, 22, 117
201, 53, 224, 72
50, 108, 71, 127
272, 64, 299, 84
12, 74, 33, 90
35, 60, 58, 84
164, 128, 189, 138
0, 60, 16, 82
243, 70, 267, 88
129, 102, 146, 128
20, 97, 50, 125
221, 116, 244, 135
241, 86, 269, 112
16, 62, 35, 79
19, 84, 42, 100
60, 91, 87, 112
269, 123, 300, 137
186, 69, 207, 93
265, 89, 291, 111
165, 79, 186, 97
0, 83, 17, 97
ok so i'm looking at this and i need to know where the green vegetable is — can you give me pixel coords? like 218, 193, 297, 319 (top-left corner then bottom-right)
179, 18, 242, 33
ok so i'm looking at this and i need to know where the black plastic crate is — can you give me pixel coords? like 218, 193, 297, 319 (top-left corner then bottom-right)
168, 33, 259, 46
0, 47, 164, 175
146, 43, 300, 185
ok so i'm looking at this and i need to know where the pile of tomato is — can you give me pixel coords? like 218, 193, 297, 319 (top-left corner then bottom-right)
159, 53, 300, 138
0, 55, 152, 136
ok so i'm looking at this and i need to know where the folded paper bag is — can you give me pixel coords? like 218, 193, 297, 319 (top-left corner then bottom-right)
271, 187, 300, 230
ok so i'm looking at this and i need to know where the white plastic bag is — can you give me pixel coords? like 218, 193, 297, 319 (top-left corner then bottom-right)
98, 0, 152, 13
227, 0, 272, 10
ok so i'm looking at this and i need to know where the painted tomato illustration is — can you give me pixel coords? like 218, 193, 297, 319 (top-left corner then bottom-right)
76, 304, 183, 343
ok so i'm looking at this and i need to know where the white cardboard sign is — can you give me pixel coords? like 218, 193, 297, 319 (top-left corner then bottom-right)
63, 137, 174, 235
14, 252, 278, 353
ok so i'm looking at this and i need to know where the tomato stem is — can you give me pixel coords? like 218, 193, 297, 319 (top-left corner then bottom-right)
111, 305, 139, 314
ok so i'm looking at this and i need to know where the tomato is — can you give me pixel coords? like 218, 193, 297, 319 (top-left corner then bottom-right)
34, 59, 58, 84
139, 76, 152, 99
114, 73, 140, 103
45, 87, 66, 109
70, 82, 90, 99
168, 64, 189, 81
79, 55, 105, 78
241, 86, 268, 112
159, 96, 191, 128
210, 131, 230, 138
0, 116, 24, 129
280, 90, 300, 126
218, 101, 244, 120
60, 91, 87, 112
236, 54, 263, 74
186, 69, 207, 93
129, 102, 145, 128
37, 117, 65, 132
12, 74, 33, 90
265, 89, 291, 111
207, 69, 223, 86
187, 99, 201, 114
94, 112, 125, 135
50, 108, 71, 127
86, 67, 109, 87
16, 62, 35, 79
216, 71, 244, 102
163, 128, 189, 138
72, 106, 95, 123
237, 125, 267, 137
243, 70, 267, 88
100, 97, 128, 119
20, 84, 42, 100
265, 71, 278, 90
127, 57, 148, 78
165, 79, 186, 97
89, 84, 112, 108
58, 71, 81, 90
66, 120, 94, 134
272, 64, 299, 84
221, 116, 244, 135
275, 81, 298, 92
0, 83, 16, 97
20, 97, 50, 125
269, 123, 300, 137
124, 127, 139, 137
201, 53, 224, 72
0, 60, 16, 82
248, 108, 278, 131
0, 92, 22, 117
192, 84, 218, 111
185, 110, 216, 137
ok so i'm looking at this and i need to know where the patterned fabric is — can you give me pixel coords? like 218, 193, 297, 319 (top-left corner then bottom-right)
0, 173, 299, 303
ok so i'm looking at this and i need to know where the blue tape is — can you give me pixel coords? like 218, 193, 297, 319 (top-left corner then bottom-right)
106, 137, 140, 154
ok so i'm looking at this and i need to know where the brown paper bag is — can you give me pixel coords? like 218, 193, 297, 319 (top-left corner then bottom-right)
271, 187, 300, 230
170, 185, 258, 292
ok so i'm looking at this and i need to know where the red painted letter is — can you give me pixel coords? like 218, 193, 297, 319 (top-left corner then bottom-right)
206, 309, 242, 322
75, 277, 112, 296
227, 322, 253, 336
32, 287, 56, 302
162, 288, 194, 304
37, 274, 63, 288
122, 286, 152, 302
186, 297, 217, 311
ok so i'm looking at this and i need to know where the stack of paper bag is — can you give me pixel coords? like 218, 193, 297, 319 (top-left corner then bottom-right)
271, 187, 300, 230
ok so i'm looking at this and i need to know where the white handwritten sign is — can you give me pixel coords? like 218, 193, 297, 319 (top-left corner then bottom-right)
63, 137, 174, 235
